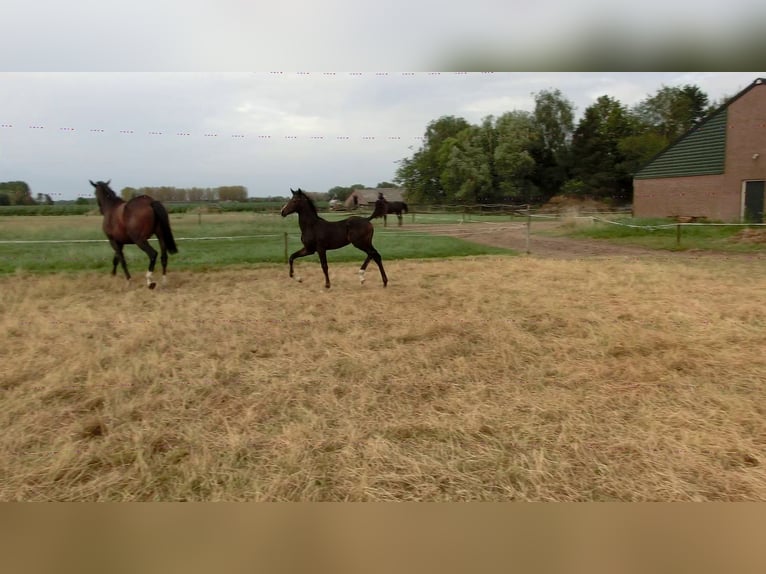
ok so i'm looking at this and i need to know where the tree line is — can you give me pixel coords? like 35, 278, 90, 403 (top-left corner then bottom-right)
120, 185, 248, 202
0, 182, 250, 205
394, 84, 721, 205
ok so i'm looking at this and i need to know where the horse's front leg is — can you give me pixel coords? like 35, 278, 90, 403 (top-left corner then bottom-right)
288, 246, 314, 283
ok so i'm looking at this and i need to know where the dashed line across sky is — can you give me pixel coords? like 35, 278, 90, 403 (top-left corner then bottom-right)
0, 123, 425, 141
1, 74, 501, 140
261, 72, 495, 76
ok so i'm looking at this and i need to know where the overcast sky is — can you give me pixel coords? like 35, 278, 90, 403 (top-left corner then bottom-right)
2, 72, 763, 200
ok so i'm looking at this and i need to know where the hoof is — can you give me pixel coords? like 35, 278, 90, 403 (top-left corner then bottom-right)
148, 282, 157, 290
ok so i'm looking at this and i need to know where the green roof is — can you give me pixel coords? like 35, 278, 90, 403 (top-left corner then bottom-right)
634, 109, 727, 179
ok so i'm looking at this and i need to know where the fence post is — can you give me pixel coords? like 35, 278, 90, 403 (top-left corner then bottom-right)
526, 208, 531, 254
284, 232, 288, 262
676, 224, 681, 247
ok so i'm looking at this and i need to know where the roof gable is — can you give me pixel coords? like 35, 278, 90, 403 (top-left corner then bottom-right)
345, 188, 405, 204
634, 109, 727, 179
635, 77, 765, 180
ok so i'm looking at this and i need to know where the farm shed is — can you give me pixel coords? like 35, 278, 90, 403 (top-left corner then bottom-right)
344, 188, 406, 210
633, 78, 766, 222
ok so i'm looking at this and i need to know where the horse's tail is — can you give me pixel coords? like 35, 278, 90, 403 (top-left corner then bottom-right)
401, 202, 408, 214
368, 199, 386, 220
151, 200, 178, 254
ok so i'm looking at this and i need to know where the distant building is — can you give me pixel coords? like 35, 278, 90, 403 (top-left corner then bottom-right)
633, 78, 766, 222
344, 188, 406, 210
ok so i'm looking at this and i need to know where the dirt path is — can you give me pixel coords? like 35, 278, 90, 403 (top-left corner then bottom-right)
401, 221, 766, 261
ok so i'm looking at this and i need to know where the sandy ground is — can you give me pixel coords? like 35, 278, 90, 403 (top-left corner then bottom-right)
406, 220, 766, 261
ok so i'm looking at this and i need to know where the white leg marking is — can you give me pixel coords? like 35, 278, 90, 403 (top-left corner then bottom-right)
358, 269, 366, 284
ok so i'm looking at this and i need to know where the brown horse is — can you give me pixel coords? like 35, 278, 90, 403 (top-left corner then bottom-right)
280, 188, 387, 288
372, 198, 409, 227
90, 180, 178, 289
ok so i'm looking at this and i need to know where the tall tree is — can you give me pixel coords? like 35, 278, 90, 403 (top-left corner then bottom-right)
493, 111, 538, 202
0, 181, 35, 205
439, 125, 493, 203
570, 95, 634, 201
530, 89, 575, 200
632, 84, 710, 140
396, 115, 471, 203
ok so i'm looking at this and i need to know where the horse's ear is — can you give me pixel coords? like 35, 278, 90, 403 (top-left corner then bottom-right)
106, 179, 111, 186
89, 180, 96, 187
290, 188, 296, 195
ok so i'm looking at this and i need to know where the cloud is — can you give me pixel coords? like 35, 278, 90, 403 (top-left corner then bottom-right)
2, 72, 764, 199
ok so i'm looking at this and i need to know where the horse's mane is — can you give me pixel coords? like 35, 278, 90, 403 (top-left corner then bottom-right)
295, 188, 318, 216
94, 181, 118, 201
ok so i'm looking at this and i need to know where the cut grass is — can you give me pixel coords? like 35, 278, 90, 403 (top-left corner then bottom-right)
1, 256, 765, 501
557, 216, 766, 253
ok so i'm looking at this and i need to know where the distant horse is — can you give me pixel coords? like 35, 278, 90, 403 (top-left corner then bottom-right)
371, 197, 409, 226
280, 188, 387, 289
90, 180, 178, 289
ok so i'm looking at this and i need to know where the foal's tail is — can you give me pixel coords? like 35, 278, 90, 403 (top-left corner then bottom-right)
152, 200, 178, 254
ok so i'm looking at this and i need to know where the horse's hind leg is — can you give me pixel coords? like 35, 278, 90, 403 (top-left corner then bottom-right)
110, 241, 130, 281
157, 236, 170, 286
136, 240, 159, 289
359, 248, 387, 287
359, 255, 372, 284
318, 249, 331, 289
160, 247, 169, 285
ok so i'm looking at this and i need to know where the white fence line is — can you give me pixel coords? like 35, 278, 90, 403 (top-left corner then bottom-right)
2, 217, 764, 246
590, 217, 766, 230
0, 234, 285, 245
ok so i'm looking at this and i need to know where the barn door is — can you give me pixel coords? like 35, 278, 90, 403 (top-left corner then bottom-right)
744, 181, 765, 223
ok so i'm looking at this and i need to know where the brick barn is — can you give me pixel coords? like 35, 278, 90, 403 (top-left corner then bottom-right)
633, 78, 766, 222
344, 188, 406, 210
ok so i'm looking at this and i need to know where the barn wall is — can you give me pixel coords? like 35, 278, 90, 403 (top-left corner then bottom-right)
723, 84, 766, 220
633, 175, 727, 219
633, 80, 766, 222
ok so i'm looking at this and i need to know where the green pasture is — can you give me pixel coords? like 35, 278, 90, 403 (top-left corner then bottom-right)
557, 216, 766, 253
0, 212, 514, 274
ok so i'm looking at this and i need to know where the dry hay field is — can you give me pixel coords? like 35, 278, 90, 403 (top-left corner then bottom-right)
1, 252, 766, 501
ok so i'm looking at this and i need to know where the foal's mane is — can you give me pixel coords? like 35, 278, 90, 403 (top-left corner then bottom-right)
295, 188, 319, 217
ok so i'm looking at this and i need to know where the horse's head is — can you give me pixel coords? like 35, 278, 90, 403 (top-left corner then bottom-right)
89, 179, 114, 213
281, 188, 309, 217
89, 179, 112, 192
